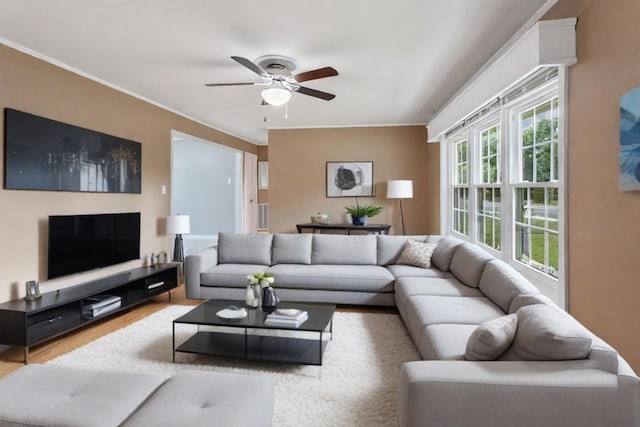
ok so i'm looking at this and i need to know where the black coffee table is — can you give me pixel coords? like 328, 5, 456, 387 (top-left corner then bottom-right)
172, 299, 335, 366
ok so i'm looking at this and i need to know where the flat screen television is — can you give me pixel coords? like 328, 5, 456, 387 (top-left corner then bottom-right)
48, 212, 141, 279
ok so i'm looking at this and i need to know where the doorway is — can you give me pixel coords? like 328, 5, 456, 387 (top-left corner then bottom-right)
171, 130, 243, 256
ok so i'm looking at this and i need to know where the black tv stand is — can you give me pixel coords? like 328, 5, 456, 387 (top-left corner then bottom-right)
0, 264, 178, 363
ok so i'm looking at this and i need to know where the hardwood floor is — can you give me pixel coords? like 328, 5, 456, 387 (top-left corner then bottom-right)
0, 285, 396, 378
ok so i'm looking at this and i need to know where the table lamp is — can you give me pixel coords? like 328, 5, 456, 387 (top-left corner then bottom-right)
166, 214, 190, 262
387, 180, 413, 235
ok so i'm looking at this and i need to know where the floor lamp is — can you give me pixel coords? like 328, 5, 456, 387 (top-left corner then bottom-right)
166, 214, 190, 262
387, 180, 413, 235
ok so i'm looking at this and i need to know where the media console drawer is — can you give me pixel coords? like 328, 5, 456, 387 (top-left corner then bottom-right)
27, 310, 83, 344
145, 269, 178, 296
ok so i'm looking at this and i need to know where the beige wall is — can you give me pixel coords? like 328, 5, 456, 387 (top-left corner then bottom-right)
545, 0, 640, 370
268, 126, 439, 235
0, 44, 256, 302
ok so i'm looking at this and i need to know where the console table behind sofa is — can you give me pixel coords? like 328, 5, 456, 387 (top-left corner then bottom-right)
296, 222, 391, 234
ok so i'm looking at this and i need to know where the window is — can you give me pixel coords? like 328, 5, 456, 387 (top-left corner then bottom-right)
445, 73, 562, 285
452, 138, 469, 236
477, 124, 501, 250
513, 97, 560, 278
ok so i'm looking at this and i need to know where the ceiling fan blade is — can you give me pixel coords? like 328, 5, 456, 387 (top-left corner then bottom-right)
231, 56, 270, 79
204, 82, 259, 87
292, 84, 336, 101
293, 66, 338, 83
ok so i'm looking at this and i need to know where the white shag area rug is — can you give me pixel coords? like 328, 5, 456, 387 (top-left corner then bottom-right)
47, 305, 419, 427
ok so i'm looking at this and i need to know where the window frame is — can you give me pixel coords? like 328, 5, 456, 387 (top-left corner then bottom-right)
505, 82, 562, 294
443, 72, 566, 304
474, 117, 502, 253
450, 134, 470, 237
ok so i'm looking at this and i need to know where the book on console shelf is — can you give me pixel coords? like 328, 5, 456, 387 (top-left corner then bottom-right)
264, 308, 309, 327
82, 295, 122, 319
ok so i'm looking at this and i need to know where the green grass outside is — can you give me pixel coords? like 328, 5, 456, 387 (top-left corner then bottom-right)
484, 218, 558, 273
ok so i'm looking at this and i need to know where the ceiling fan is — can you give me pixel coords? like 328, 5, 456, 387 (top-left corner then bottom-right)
205, 55, 338, 106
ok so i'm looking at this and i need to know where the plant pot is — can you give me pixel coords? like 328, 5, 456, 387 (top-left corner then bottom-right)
352, 215, 368, 226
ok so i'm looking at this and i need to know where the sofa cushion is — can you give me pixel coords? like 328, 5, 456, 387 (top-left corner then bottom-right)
266, 264, 395, 292
464, 314, 518, 361
218, 233, 273, 265
502, 304, 592, 361
419, 324, 478, 360
479, 259, 540, 312
0, 364, 165, 427
312, 234, 377, 265
376, 235, 428, 265
587, 334, 619, 374
201, 264, 269, 288
123, 370, 273, 427
396, 240, 438, 268
508, 293, 556, 313
385, 264, 455, 279
396, 277, 483, 299
449, 243, 494, 287
272, 233, 312, 265
431, 236, 464, 272
404, 296, 505, 336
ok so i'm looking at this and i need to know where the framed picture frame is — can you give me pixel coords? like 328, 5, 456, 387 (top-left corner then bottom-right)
326, 161, 374, 197
620, 86, 640, 191
258, 161, 269, 189
24, 280, 42, 301
4, 108, 142, 194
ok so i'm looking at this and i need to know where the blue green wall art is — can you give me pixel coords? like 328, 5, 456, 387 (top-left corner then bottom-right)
620, 86, 640, 191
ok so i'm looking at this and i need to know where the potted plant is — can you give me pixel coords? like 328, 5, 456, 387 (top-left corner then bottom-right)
345, 199, 383, 226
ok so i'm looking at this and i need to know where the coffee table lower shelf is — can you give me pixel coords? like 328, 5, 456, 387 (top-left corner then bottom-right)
174, 331, 330, 366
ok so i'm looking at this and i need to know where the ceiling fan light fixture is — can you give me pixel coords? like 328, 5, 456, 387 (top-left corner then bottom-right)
261, 86, 291, 106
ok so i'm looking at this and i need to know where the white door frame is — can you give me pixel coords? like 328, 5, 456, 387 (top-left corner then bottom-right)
243, 152, 258, 234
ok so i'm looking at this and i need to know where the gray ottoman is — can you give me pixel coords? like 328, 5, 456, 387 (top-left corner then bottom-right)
124, 370, 274, 427
0, 365, 274, 427
0, 364, 165, 427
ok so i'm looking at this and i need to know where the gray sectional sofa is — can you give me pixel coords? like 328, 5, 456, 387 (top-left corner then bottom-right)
185, 232, 439, 305
187, 232, 640, 426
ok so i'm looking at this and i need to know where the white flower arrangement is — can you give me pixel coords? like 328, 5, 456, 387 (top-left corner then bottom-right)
247, 272, 275, 287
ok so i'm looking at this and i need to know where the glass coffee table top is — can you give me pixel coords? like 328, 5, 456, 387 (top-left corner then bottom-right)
173, 299, 336, 365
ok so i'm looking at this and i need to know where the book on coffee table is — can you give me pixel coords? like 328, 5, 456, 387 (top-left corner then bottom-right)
264, 309, 309, 327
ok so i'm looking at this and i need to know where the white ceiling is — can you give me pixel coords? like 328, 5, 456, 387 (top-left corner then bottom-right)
0, 0, 553, 145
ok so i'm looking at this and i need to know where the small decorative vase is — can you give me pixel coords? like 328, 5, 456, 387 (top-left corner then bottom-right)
311, 212, 330, 224
245, 284, 261, 308
352, 215, 368, 226
261, 286, 279, 310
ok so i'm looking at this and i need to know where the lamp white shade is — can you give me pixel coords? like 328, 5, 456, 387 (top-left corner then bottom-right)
387, 180, 413, 199
261, 87, 292, 106
166, 215, 190, 234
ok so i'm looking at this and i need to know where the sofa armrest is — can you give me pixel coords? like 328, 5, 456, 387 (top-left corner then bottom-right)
184, 247, 218, 299
398, 360, 640, 427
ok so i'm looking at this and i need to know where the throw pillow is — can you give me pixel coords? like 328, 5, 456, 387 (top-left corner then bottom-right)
502, 304, 592, 361
464, 314, 517, 361
395, 240, 438, 268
